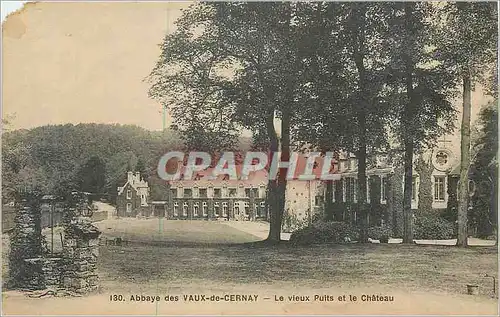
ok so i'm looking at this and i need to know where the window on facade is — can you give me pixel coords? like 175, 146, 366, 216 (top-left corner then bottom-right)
214, 202, 220, 216
245, 188, 251, 198
214, 188, 221, 198
222, 202, 228, 217
202, 202, 208, 216
234, 202, 240, 215
335, 180, 343, 203
170, 188, 177, 198
199, 188, 207, 198
366, 178, 370, 203
345, 178, 356, 202
381, 177, 388, 202
126, 203, 132, 213
412, 176, 418, 201
229, 188, 237, 197
260, 202, 266, 217
434, 176, 445, 202
353, 178, 358, 202
183, 202, 188, 216
314, 196, 323, 207
244, 202, 250, 215
252, 188, 259, 198
184, 188, 192, 198
173, 202, 178, 216
126, 190, 132, 200
193, 202, 199, 216
254, 203, 259, 216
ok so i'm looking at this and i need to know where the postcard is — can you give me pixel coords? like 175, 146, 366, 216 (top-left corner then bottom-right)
2, 1, 498, 315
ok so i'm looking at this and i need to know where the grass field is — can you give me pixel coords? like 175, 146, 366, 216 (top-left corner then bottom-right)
93, 219, 498, 297
2, 218, 498, 315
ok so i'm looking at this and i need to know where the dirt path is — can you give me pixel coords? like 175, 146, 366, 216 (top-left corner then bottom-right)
2, 284, 498, 315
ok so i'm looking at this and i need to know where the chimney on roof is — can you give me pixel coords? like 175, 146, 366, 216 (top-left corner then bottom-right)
135, 172, 141, 182
127, 171, 133, 183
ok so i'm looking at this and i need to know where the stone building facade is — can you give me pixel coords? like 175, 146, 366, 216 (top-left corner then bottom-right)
117, 139, 460, 235
154, 168, 269, 221
116, 172, 150, 217
283, 139, 461, 234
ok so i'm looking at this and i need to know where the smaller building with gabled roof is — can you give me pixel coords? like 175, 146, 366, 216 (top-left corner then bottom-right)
116, 172, 150, 217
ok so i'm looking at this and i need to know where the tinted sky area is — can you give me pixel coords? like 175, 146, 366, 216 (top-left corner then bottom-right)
2, 1, 27, 22
2, 2, 492, 133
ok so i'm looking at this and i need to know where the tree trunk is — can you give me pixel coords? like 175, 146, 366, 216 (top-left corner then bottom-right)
265, 109, 281, 243
352, 3, 369, 243
402, 141, 414, 243
268, 110, 291, 243
402, 2, 415, 244
457, 73, 471, 247
415, 154, 433, 214
357, 114, 368, 243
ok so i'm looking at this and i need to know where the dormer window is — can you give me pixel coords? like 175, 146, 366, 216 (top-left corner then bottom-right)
199, 188, 207, 198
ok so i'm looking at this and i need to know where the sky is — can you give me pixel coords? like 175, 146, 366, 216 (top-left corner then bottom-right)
3, 1, 191, 131
1, 2, 493, 134
1, 1, 27, 22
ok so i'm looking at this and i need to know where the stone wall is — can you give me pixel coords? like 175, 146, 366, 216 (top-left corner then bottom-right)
8, 196, 44, 289
8, 192, 102, 295
21, 257, 63, 290
62, 219, 100, 294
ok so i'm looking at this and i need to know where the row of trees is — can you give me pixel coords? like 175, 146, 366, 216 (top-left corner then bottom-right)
148, 2, 497, 244
1, 123, 183, 203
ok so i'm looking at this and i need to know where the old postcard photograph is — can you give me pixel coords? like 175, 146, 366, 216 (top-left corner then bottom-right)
1, 1, 498, 315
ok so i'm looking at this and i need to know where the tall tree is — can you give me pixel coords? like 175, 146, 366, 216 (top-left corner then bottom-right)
437, 2, 498, 247
148, 3, 318, 242
77, 156, 106, 195
470, 101, 498, 239
386, 2, 456, 243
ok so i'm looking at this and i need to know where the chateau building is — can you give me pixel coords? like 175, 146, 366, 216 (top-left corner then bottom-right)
154, 167, 269, 221
116, 139, 460, 236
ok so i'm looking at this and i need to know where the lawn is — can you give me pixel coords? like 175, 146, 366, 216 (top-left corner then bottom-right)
2, 219, 498, 315
95, 219, 498, 298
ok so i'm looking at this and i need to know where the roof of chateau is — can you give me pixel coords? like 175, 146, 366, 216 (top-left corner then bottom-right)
168, 154, 339, 187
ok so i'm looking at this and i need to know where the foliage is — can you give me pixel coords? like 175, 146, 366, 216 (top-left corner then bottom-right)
290, 221, 360, 245
76, 156, 106, 195
1, 124, 183, 203
367, 224, 392, 240
413, 215, 455, 240
281, 210, 309, 233
469, 101, 498, 237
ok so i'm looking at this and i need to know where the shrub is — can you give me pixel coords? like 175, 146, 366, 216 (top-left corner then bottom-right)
367, 224, 392, 240
282, 211, 308, 233
290, 221, 359, 245
414, 216, 455, 240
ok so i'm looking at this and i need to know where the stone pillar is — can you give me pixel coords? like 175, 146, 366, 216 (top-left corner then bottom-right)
9, 193, 44, 289
62, 219, 101, 294
62, 192, 101, 294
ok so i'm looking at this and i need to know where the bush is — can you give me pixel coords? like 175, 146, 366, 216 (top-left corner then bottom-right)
414, 216, 455, 240
290, 221, 359, 245
282, 211, 308, 233
367, 224, 392, 240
